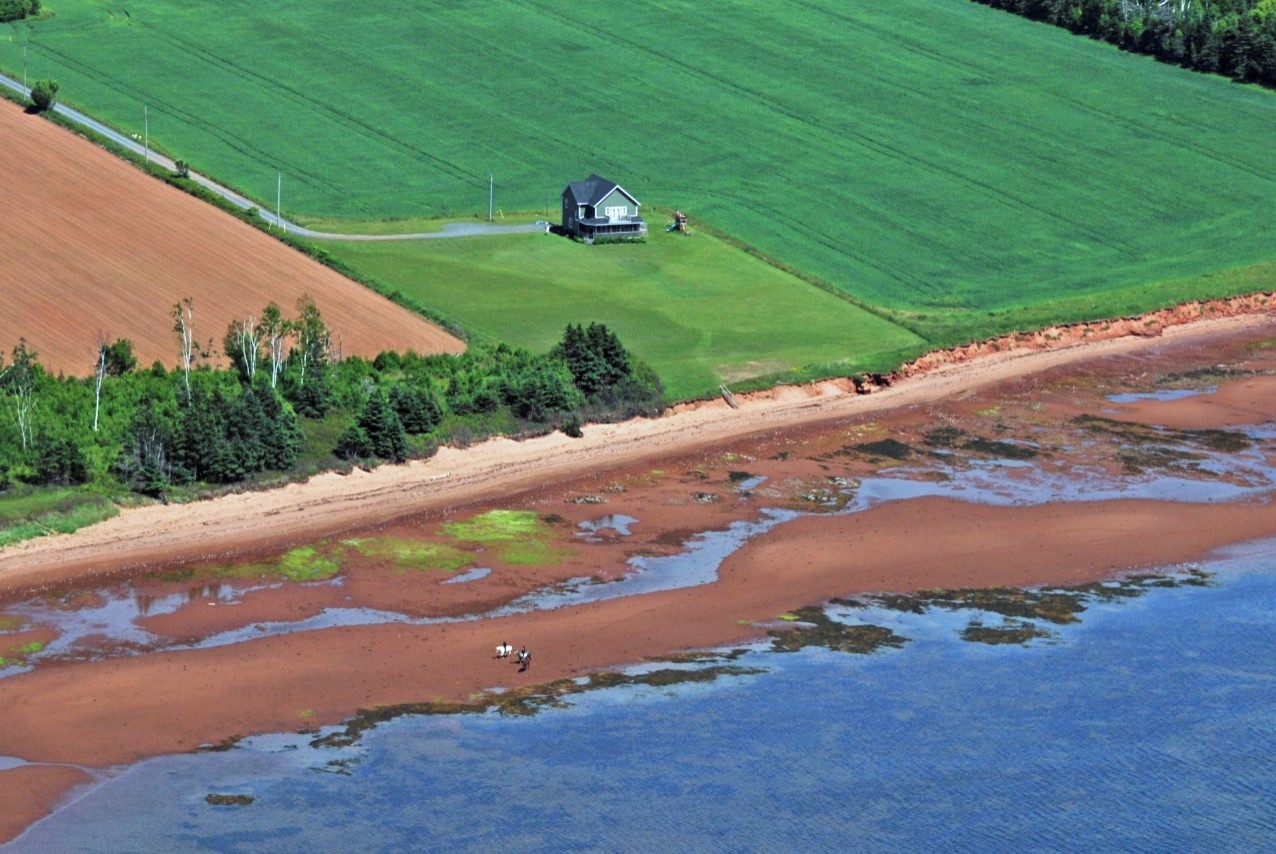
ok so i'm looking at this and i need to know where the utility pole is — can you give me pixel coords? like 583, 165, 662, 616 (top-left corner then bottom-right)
143, 105, 149, 163
277, 171, 285, 233
22, 44, 26, 90
489, 174, 494, 222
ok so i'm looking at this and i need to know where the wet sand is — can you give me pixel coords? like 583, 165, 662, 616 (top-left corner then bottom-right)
0, 765, 93, 845
1, 308, 1275, 841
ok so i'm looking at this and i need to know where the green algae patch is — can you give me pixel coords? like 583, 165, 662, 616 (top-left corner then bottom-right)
497, 540, 574, 566
154, 543, 345, 584
443, 510, 544, 542
278, 546, 342, 581
440, 509, 573, 566
1, 639, 46, 665
344, 537, 472, 572
0, 616, 24, 632
768, 606, 909, 655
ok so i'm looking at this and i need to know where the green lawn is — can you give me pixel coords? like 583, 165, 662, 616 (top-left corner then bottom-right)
321, 228, 921, 400
0, 488, 118, 547
5, 0, 1276, 352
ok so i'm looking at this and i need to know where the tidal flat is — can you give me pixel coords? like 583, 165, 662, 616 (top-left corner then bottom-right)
1, 321, 1276, 846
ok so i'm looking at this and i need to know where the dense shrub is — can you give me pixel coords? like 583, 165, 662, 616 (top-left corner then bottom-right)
32, 432, 88, 486
29, 78, 59, 112
0, 0, 37, 23
353, 389, 407, 462
389, 384, 443, 433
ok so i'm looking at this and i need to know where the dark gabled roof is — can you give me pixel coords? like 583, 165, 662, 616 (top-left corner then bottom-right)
564, 174, 640, 207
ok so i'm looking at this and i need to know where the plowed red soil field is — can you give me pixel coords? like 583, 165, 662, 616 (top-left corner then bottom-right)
0, 101, 463, 375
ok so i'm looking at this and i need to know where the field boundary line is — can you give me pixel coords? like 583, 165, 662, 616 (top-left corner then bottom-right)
0, 70, 540, 242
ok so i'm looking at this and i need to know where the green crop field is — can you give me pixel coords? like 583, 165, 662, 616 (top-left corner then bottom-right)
321, 228, 921, 400
5, 0, 1276, 365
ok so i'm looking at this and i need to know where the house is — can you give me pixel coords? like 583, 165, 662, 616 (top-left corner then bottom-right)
561, 174, 647, 241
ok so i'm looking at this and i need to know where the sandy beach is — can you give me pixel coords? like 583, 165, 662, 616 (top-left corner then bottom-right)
1, 304, 1274, 842
1, 304, 1272, 595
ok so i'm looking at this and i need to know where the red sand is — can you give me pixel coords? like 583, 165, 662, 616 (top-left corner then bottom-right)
0, 496, 1270, 772
0, 765, 93, 844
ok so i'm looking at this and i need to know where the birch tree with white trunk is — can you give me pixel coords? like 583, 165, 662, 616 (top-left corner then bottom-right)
173, 297, 196, 400
225, 313, 263, 382
3, 339, 39, 452
93, 335, 108, 432
261, 302, 290, 389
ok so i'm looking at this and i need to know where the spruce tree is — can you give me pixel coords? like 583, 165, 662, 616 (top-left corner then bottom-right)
356, 389, 407, 462
390, 384, 444, 433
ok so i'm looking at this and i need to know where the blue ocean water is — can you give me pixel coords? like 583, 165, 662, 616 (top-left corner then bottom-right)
11, 544, 1276, 852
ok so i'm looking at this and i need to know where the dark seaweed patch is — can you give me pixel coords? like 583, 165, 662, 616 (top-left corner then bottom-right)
1117, 445, 1204, 475
840, 439, 914, 461
1074, 415, 1251, 454
312, 700, 483, 748
788, 484, 852, 512
205, 793, 254, 806
768, 606, 909, 654
195, 735, 245, 753
311, 664, 765, 748
923, 427, 966, 448
727, 471, 754, 482
321, 757, 362, 776
1160, 365, 1254, 384
959, 437, 1039, 460
961, 619, 1053, 645
646, 648, 751, 664
846, 568, 1212, 646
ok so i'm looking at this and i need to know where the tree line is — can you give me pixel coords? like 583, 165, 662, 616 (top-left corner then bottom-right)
0, 297, 663, 500
0, 0, 38, 23
973, 0, 1276, 87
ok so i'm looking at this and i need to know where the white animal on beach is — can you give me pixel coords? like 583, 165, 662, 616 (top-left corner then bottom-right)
496, 643, 513, 659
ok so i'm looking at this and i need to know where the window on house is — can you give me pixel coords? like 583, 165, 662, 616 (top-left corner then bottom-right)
605, 205, 626, 220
